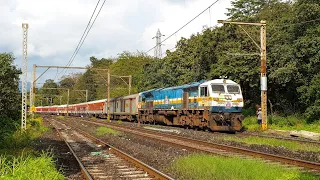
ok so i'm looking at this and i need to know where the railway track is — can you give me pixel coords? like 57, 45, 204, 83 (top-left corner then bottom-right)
75, 119, 320, 174
50, 119, 173, 180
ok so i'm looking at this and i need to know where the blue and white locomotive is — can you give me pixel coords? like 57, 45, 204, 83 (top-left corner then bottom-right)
138, 78, 244, 131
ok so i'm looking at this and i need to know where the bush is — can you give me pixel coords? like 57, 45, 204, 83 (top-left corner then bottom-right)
268, 115, 304, 127
304, 102, 320, 123
0, 116, 19, 140
0, 117, 46, 150
242, 107, 256, 117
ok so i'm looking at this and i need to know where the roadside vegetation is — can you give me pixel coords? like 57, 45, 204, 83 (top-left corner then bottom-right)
170, 154, 318, 180
242, 114, 320, 133
0, 116, 64, 179
0, 53, 64, 179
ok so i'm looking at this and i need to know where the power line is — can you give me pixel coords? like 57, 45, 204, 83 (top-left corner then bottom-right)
160, 24, 219, 57
145, 0, 220, 54
66, 0, 106, 69
60, 0, 106, 77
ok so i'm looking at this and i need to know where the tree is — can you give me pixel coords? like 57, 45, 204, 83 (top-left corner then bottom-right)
0, 53, 21, 137
38, 79, 59, 106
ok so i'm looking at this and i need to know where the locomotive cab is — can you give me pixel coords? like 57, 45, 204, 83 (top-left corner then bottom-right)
198, 79, 244, 131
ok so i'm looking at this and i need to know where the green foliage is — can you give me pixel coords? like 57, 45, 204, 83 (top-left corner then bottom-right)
243, 115, 320, 133
242, 107, 256, 117
0, 116, 63, 179
0, 152, 64, 179
96, 127, 119, 136
170, 154, 317, 180
0, 53, 21, 120
298, 74, 320, 122
0, 117, 47, 150
0, 116, 19, 141
41, 0, 320, 123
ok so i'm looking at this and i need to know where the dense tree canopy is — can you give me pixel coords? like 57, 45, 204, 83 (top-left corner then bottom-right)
41, 0, 320, 121
0, 53, 21, 120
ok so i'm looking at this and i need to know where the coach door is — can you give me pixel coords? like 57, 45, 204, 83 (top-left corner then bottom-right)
183, 92, 189, 109
121, 99, 125, 112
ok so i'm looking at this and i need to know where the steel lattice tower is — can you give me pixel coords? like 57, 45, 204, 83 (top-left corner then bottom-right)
21, 23, 28, 130
153, 29, 164, 59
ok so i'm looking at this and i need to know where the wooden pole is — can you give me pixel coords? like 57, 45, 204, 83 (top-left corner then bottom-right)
107, 69, 111, 122
260, 20, 267, 130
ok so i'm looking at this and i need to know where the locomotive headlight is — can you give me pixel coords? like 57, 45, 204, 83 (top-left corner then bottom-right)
224, 95, 232, 100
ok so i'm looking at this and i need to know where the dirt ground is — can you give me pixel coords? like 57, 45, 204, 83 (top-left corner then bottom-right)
33, 120, 84, 179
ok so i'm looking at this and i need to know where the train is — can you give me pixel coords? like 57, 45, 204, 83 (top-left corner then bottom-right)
36, 78, 244, 131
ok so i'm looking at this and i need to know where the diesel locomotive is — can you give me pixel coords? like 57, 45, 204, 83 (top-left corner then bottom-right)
36, 78, 244, 131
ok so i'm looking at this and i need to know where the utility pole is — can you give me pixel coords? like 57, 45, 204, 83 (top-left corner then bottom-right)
107, 69, 111, 122
218, 20, 268, 130
21, 23, 28, 130
152, 29, 165, 59
30, 64, 36, 118
129, 75, 132, 95
67, 89, 69, 116
86, 90, 88, 102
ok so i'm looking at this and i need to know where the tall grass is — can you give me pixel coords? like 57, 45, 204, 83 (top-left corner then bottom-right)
0, 116, 64, 179
170, 154, 317, 180
0, 152, 64, 179
242, 115, 320, 133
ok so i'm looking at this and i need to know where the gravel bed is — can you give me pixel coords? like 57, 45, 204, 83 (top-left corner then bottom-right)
57, 117, 190, 178
90, 118, 320, 163
33, 120, 84, 179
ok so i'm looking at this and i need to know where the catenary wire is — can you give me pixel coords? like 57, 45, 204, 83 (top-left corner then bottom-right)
57, 0, 102, 78
145, 0, 220, 54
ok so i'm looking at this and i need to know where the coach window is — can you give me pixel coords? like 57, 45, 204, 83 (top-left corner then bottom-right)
200, 86, 208, 97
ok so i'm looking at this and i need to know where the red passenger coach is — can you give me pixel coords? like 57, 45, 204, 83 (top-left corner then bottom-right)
87, 99, 107, 117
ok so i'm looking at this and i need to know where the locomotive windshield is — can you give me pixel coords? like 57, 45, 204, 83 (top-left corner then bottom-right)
227, 85, 240, 94
211, 85, 225, 94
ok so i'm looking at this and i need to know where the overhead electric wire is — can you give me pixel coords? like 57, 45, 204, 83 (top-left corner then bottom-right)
58, 0, 105, 77
145, 0, 220, 54
65, 0, 106, 69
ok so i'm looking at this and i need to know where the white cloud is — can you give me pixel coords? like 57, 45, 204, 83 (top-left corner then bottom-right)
1, 0, 232, 83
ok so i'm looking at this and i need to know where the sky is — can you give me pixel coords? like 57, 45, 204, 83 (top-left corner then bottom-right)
0, 0, 232, 84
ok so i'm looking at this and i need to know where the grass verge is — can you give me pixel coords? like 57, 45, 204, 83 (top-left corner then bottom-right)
170, 154, 318, 180
0, 152, 64, 179
57, 115, 65, 120
243, 116, 320, 133
96, 126, 119, 136
0, 117, 64, 179
222, 136, 320, 152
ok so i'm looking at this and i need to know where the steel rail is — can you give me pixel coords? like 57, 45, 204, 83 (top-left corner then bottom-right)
50, 121, 93, 180
56, 119, 174, 180
81, 119, 320, 172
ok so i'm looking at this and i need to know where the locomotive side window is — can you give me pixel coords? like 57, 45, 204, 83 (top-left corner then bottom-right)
200, 86, 208, 97
212, 85, 225, 94
227, 85, 240, 94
